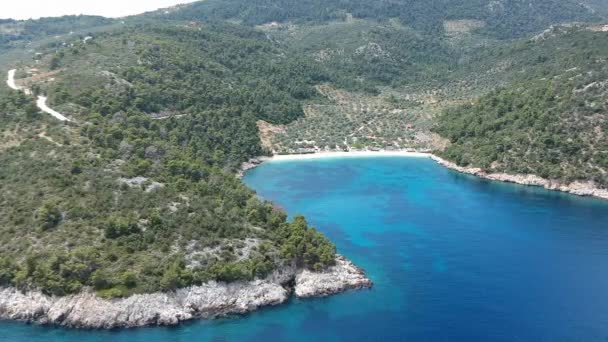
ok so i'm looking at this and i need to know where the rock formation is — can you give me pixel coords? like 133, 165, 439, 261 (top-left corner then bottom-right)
0, 255, 372, 329
431, 155, 608, 200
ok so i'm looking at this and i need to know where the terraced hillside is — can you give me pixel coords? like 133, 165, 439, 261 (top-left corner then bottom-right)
272, 84, 452, 153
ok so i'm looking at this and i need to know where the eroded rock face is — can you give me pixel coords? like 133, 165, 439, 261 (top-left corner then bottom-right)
431, 155, 608, 200
0, 255, 372, 329
0, 281, 288, 329
176, 280, 289, 319
295, 255, 373, 298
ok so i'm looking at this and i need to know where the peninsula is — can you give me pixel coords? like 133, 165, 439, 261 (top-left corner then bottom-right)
0, 255, 371, 329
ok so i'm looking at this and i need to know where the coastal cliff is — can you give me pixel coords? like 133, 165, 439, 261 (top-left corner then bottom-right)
0, 255, 371, 329
431, 155, 608, 200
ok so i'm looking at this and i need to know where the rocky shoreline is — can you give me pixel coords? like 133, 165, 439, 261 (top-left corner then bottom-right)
296, 255, 373, 297
0, 255, 372, 329
237, 156, 272, 178
430, 155, 608, 201
239, 151, 608, 201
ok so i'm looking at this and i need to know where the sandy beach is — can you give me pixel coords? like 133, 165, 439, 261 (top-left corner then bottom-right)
270, 151, 431, 161
240, 151, 608, 201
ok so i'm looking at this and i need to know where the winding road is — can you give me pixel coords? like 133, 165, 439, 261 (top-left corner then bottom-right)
6, 69, 71, 122
36, 96, 71, 122
7, 69, 31, 95
6, 69, 19, 91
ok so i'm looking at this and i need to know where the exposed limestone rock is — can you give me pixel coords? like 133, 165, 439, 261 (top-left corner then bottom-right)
0, 281, 287, 329
431, 155, 608, 200
295, 255, 373, 298
0, 255, 371, 329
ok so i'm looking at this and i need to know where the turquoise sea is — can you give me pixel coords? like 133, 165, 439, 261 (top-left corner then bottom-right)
3, 156, 608, 341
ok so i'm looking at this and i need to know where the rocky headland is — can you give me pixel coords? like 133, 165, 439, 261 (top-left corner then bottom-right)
295, 255, 373, 297
0, 255, 372, 329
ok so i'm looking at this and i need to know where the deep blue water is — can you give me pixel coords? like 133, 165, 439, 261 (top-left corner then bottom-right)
3, 156, 608, 341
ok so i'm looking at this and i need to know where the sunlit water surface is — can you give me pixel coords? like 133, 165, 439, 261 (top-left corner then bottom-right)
3, 157, 608, 341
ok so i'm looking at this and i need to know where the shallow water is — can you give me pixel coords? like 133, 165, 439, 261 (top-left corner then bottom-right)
3, 157, 608, 341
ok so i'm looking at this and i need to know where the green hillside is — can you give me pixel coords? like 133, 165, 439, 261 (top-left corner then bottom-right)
435, 28, 608, 186
0, 22, 336, 297
155, 0, 600, 38
0, 16, 117, 52
0, 0, 607, 298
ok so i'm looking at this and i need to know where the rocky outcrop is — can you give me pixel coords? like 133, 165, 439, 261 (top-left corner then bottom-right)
295, 255, 373, 298
0, 255, 371, 329
0, 281, 288, 329
237, 156, 272, 178
431, 155, 608, 200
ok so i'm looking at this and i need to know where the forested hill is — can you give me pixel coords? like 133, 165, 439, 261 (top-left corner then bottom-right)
153, 0, 602, 38
0, 16, 116, 52
43, 22, 329, 155
435, 28, 608, 187
0, 21, 336, 298
0, 0, 607, 299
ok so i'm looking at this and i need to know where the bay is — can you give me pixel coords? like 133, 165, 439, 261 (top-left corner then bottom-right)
3, 157, 608, 341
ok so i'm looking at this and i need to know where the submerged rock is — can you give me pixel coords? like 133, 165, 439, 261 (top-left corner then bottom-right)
0, 255, 371, 329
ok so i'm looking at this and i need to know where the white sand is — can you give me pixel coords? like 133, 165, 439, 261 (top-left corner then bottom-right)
270, 151, 431, 161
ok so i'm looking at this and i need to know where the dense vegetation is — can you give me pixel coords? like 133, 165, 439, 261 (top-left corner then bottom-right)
1, 0, 607, 298
0, 22, 337, 298
156, 0, 600, 38
46, 22, 331, 125
435, 29, 608, 186
0, 16, 115, 52
0, 92, 336, 296
280, 19, 456, 90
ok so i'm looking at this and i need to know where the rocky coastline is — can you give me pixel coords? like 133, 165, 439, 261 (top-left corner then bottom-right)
430, 155, 608, 201
237, 156, 272, 178
0, 255, 372, 329
295, 255, 373, 297
239, 151, 608, 201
